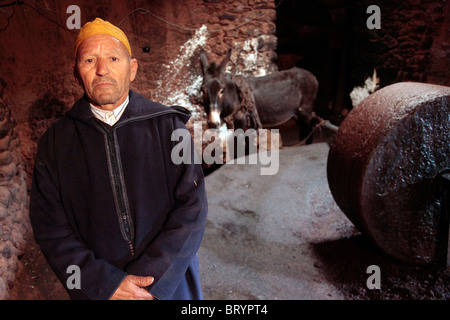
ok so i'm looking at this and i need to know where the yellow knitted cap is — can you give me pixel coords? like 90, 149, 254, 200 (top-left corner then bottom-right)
74, 18, 132, 58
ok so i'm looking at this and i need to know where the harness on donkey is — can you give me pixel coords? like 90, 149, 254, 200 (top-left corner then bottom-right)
222, 77, 263, 130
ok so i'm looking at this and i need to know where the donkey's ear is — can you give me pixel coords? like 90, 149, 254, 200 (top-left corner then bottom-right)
226, 48, 232, 59
219, 48, 232, 74
199, 49, 209, 77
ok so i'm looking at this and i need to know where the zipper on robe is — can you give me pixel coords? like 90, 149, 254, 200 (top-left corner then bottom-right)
93, 120, 135, 257
89, 108, 184, 258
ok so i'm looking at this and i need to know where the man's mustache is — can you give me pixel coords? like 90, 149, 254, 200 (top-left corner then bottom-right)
92, 77, 117, 87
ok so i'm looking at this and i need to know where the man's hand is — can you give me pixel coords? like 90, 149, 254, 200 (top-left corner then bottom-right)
110, 275, 155, 300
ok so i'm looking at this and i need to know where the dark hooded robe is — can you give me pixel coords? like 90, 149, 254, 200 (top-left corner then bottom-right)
29, 90, 208, 300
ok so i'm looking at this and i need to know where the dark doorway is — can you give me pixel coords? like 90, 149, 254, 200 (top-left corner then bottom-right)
275, 0, 373, 125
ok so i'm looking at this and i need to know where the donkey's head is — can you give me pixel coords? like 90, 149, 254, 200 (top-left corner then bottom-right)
200, 49, 240, 128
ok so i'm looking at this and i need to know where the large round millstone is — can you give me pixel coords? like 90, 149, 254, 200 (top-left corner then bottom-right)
327, 82, 450, 264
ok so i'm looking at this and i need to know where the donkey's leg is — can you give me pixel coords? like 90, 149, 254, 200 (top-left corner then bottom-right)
296, 107, 317, 144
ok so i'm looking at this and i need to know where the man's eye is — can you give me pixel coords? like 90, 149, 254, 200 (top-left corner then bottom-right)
85, 58, 94, 63
111, 57, 118, 61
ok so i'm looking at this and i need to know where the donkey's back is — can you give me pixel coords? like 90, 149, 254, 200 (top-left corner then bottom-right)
246, 67, 318, 127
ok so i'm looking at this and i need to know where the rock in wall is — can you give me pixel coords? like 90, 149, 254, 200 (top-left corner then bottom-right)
0, 101, 31, 300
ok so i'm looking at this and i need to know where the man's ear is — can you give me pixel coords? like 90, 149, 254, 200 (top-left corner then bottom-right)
130, 58, 138, 82
72, 62, 82, 86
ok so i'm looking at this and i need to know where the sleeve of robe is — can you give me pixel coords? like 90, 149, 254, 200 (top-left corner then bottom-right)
29, 126, 128, 300
124, 116, 208, 300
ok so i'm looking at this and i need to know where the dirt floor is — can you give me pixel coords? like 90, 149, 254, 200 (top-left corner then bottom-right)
9, 242, 69, 300
311, 235, 450, 300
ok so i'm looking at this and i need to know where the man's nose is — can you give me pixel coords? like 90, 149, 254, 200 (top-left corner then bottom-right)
96, 58, 109, 76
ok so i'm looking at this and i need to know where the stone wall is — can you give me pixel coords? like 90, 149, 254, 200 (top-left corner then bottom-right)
133, 0, 279, 124
0, 102, 30, 300
274, 0, 449, 121
354, 0, 448, 86
199, 0, 278, 77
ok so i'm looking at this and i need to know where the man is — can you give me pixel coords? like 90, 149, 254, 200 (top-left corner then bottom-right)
29, 18, 208, 300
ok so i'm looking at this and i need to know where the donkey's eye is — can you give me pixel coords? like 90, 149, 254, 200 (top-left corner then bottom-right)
219, 88, 224, 97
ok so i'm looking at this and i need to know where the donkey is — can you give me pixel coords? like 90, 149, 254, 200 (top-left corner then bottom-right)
199, 49, 319, 142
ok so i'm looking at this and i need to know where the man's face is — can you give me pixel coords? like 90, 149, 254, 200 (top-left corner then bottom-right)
75, 34, 138, 110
